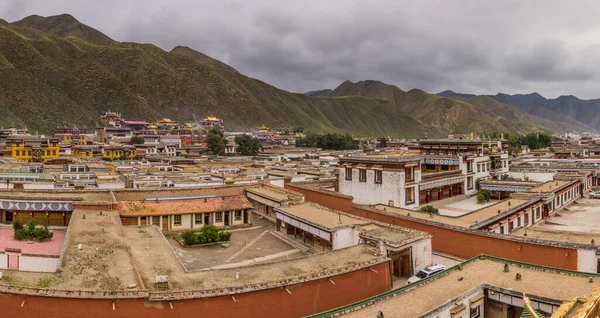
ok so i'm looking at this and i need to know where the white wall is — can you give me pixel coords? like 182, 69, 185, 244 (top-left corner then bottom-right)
577, 249, 597, 273
269, 179, 285, 188
507, 171, 555, 182
97, 182, 126, 189
411, 238, 432, 274
19, 255, 60, 272
339, 168, 404, 207
333, 227, 361, 250
0, 253, 7, 269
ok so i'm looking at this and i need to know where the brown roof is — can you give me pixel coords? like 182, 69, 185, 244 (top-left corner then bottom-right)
118, 196, 253, 216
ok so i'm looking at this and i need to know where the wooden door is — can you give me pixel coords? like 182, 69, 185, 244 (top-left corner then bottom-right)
162, 216, 168, 231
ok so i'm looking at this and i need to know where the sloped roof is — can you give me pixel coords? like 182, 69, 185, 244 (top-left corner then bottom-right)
118, 195, 252, 216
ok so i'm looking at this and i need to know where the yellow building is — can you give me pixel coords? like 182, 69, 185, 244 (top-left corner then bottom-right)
5, 136, 60, 162
54, 127, 87, 145
102, 145, 136, 161
71, 145, 96, 159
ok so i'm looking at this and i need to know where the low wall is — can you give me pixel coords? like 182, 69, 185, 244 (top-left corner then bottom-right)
287, 183, 582, 271
112, 185, 247, 201
0, 261, 390, 318
19, 255, 60, 272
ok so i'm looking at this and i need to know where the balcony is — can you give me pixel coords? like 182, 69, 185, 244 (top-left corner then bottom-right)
421, 169, 463, 181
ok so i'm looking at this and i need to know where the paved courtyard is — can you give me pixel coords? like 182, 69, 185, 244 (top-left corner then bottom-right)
169, 218, 307, 271
428, 196, 497, 217
0, 227, 65, 256
540, 198, 600, 233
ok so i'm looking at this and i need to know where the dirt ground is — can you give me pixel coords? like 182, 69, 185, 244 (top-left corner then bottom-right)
1, 210, 138, 290
168, 218, 305, 270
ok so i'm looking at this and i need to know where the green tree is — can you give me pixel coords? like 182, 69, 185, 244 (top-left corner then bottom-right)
234, 134, 262, 156
130, 136, 144, 144
206, 128, 226, 155
378, 137, 387, 148
476, 190, 492, 204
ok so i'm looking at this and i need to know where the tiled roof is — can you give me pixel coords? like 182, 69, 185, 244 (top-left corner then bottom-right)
118, 195, 253, 216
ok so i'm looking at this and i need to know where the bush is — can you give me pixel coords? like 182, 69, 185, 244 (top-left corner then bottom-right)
12, 218, 23, 231
13, 220, 53, 241
419, 205, 439, 214
181, 231, 196, 246
179, 225, 231, 246
476, 190, 492, 204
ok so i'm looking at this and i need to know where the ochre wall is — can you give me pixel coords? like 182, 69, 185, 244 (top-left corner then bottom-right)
287, 184, 580, 270
0, 262, 390, 318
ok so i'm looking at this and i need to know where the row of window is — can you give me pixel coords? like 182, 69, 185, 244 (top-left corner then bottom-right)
345, 167, 413, 183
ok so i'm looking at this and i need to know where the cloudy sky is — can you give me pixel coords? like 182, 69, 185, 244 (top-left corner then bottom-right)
2, 0, 600, 98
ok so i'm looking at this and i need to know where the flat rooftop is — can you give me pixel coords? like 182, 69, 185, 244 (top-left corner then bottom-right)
529, 180, 571, 193
0, 228, 65, 256
0, 191, 113, 203
246, 186, 291, 202
335, 257, 599, 318
277, 203, 371, 230
512, 227, 600, 245
2, 209, 385, 292
375, 198, 531, 228
118, 195, 253, 216
358, 224, 414, 245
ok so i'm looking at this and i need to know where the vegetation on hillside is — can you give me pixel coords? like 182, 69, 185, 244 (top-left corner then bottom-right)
296, 132, 356, 150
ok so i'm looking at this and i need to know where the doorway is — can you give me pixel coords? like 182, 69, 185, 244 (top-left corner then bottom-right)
162, 216, 169, 231
243, 211, 249, 224
224, 212, 230, 226
204, 213, 210, 225
141, 217, 147, 225
5, 211, 13, 223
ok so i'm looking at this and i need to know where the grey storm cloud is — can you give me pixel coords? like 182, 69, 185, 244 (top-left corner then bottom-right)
3, 0, 600, 98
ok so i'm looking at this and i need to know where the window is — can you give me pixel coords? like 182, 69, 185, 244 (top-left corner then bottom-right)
235, 210, 242, 221
195, 214, 203, 225
153, 216, 160, 226
215, 212, 223, 222
406, 167, 413, 180
524, 213, 529, 226
425, 164, 436, 170
345, 168, 352, 180
535, 207, 541, 220
173, 215, 181, 226
517, 217, 521, 227
359, 169, 366, 182
470, 305, 481, 318
440, 165, 449, 171
375, 170, 382, 183
467, 176, 473, 190
405, 188, 414, 204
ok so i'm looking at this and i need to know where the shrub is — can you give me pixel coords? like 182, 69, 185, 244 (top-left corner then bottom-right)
181, 231, 196, 246
13, 220, 53, 241
476, 190, 492, 204
14, 229, 28, 240
179, 225, 231, 246
419, 205, 439, 214
12, 218, 23, 231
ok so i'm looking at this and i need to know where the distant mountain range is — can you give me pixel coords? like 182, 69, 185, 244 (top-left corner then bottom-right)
0, 13, 594, 137
438, 90, 598, 133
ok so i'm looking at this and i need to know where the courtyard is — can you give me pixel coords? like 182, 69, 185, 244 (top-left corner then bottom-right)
168, 217, 309, 271
426, 195, 499, 217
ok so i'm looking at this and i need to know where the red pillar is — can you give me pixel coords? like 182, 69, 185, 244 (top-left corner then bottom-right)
426, 191, 431, 203
438, 188, 442, 200
498, 192, 501, 200
449, 186, 453, 197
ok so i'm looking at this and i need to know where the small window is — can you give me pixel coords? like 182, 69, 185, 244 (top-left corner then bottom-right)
195, 214, 203, 225
235, 210, 242, 221
345, 168, 352, 180
215, 212, 223, 222
440, 165, 449, 171
406, 167, 413, 180
173, 215, 182, 226
470, 305, 481, 318
375, 170, 382, 183
152, 217, 160, 226
405, 188, 414, 204
359, 169, 366, 182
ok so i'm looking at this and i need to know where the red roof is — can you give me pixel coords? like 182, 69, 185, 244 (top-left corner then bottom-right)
122, 121, 150, 125
118, 196, 253, 216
